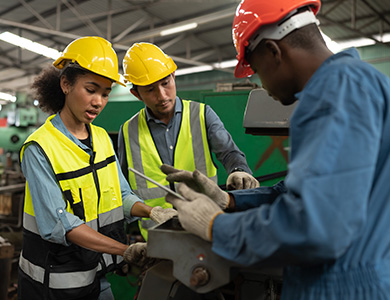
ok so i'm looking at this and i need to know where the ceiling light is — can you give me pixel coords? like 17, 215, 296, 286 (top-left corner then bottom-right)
175, 59, 239, 76
0, 92, 16, 102
213, 59, 237, 69
321, 32, 342, 53
320, 30, 390, 52
337, 38, 376, 49
160, 23, 198, 36
175, 65, 213, 76
374, 33, 390, 43
0, 31, 60, 60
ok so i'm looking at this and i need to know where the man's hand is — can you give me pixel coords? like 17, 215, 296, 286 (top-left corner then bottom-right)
149, 206, 178, 224
166, 183, 223, 241
161, 164, 230, 209
226, 172, 260, 190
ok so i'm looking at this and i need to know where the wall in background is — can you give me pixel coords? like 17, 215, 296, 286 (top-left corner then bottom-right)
358, 44, 390, 77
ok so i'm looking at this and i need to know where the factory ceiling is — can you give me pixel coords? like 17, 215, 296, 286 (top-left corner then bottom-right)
0, 0, 389, 98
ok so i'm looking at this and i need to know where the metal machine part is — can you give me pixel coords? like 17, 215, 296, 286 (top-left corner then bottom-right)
0, 236, 14, 300
138, 218, 282, 299
146, 217, 234, 294
243, 88, 298, 136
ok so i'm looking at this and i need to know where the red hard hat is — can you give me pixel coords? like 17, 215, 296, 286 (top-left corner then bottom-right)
232, 0, 321, 78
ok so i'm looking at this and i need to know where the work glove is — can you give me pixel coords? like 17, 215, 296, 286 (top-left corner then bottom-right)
149, 206, 178, 224
161, 164, 230, 209
123, 242, 160, 271
226, 171, 260, 191
166, 183, 223, 242
123, 242, 148, 267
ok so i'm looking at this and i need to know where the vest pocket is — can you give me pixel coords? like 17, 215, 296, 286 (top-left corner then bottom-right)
64, 184, 96, 222
101, 185, 121, 214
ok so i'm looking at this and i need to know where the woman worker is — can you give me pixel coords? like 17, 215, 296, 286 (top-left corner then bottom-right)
17, 36, 176, 300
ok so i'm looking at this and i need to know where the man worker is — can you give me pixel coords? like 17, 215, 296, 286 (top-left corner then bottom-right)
117, 42, 259, 239
163, 0, 390, 298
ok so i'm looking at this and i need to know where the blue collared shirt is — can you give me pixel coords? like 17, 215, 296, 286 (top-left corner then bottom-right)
118, 97, 251, 180
21, 113, 142, 246
212, 48, 390, 296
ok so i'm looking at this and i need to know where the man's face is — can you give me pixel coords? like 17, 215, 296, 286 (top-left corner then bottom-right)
133, 74, 177, 122
247, 41, 297, 106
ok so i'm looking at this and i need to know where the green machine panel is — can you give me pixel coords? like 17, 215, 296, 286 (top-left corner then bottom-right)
201, 90, 288, 187
93, 100, 145, 134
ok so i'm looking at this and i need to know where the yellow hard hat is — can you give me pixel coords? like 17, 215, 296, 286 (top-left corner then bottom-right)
122, 42, 177, 86
53, 36, 126, 87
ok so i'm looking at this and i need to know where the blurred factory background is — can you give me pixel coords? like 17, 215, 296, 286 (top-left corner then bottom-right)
0, 0, 389, 299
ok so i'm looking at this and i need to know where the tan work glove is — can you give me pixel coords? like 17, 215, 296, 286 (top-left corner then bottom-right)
226, 171, 260, 191
149, 206, 178, 224
166, 183, 223, 241
123, 242, 148, 266
161, 164, 230, 209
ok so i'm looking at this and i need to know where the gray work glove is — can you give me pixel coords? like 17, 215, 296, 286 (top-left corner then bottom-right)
226, 171, 260, 191
123, 242, 148, 266
149, 206, 178, 224
166, 183, 223, 241
123, 242, 160, 270
161, 164, 230, 209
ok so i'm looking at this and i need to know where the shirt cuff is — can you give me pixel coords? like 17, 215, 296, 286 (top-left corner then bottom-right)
48, 208, 84, 246
123, 194, 143, 223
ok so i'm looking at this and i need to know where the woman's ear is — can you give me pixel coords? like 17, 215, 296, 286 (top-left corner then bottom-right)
60, 75, 70, 94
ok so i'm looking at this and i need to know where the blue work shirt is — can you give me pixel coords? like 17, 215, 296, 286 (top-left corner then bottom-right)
118, 97, 251, 181
212, 48, 390, 299
21, 114, 143, 246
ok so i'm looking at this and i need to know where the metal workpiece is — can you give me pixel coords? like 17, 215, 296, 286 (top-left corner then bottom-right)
147, 217, 239, 294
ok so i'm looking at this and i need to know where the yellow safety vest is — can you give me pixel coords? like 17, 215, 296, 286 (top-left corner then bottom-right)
18, 115, 125, 299
123, 100, 217, 239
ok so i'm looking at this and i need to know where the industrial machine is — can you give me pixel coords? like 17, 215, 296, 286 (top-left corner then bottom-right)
0, 93, 45, 300
138, 218, 283, 300
243, 89, 298, 136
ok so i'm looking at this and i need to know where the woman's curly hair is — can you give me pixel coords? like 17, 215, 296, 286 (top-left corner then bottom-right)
31, 64, 88, 115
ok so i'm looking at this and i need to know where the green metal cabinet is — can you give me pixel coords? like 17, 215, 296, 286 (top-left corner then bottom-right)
200, 90, 288, 187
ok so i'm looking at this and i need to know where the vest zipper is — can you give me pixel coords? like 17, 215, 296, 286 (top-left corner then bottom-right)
90, 151, 101, 228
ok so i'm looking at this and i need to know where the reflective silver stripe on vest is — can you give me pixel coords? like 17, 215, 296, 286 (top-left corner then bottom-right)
85, 218, 98, 231
23, 212, 40, 235
128, 113, 146, 191
189, 101, 208, 173
134, 186, 168, 199
101, 253, 124, 267
19, 252, 98, 289
98, 206, 124, 228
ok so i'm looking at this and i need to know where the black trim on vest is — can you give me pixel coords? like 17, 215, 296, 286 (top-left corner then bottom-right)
63, 189, 86, 221
171, 98, 184, 172
55, 155, 116, 181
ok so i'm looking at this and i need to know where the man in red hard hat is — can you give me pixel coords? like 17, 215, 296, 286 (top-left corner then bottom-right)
163, 0, 390, 298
